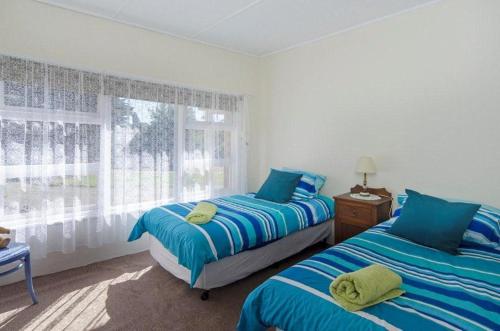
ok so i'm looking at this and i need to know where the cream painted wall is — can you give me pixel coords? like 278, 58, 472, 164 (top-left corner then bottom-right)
0, 0, 261, 285
255, 0, 500, 207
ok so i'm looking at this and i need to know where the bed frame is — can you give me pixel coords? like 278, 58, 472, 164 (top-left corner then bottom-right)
149, 220, 332, 300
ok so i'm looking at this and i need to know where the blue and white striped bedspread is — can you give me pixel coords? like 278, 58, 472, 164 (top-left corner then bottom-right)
128, 194, 333, 287
238, 220, 500, 331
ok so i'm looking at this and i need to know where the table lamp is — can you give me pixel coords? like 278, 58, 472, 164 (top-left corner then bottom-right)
356, 156, 376, 195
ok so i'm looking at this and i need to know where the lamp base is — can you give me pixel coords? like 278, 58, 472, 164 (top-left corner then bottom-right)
359, 191, 371, 197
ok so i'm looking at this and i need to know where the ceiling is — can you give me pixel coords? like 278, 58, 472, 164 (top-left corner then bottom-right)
37, 0, 439, 56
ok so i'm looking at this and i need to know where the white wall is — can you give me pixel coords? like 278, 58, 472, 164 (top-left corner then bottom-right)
0, 0, 260, 285
254, 0, 500, 207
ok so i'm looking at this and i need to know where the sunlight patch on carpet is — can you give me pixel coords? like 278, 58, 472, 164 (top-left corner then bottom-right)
11, 267, 152, 331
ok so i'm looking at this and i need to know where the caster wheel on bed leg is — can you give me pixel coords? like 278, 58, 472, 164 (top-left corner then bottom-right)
201, 291, 210, 301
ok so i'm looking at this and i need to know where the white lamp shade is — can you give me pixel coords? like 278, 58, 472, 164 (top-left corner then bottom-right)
356, 156, 376, 174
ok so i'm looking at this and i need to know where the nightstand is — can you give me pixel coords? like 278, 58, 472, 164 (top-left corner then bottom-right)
333, 187, 392, 244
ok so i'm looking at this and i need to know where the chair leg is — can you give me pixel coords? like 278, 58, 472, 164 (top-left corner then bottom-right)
24, 253, 38, 304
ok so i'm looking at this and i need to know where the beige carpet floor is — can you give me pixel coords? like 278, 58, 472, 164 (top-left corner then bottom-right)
0, 243, 326, 331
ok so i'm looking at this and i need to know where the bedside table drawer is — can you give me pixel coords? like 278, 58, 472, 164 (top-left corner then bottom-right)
337, 203, 372, 225
333, 190, 392, 244
336, 222, 368, 242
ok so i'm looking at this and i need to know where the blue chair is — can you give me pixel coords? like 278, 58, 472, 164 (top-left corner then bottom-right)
0, 243, 38, 304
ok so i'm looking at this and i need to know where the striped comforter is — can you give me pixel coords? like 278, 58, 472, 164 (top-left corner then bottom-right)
238, 219, 500, 331
128, 194, 333, 287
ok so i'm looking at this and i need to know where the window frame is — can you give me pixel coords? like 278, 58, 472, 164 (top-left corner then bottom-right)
0, 80, 105, 225
182, 106, 237, 200
0, 60, 244, 227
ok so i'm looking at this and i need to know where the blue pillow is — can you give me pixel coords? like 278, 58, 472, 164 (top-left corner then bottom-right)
389, 189, 480, 254
461, 209, 500, 253
255, 169, 302, 203
394, 193, 499, 252
282, 168, 326, 200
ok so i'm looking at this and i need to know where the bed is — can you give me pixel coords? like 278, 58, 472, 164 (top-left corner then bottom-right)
128, 193, 334, 293
237, 218, 500, 331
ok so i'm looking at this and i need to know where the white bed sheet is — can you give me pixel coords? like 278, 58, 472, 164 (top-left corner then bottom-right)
149, 220, 332, 289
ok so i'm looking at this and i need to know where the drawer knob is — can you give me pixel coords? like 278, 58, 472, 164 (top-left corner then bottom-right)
351, 209, 358, 216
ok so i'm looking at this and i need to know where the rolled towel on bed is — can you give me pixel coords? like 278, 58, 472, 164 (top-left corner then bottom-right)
329, 264, 404, 311
185, 202, 217, 224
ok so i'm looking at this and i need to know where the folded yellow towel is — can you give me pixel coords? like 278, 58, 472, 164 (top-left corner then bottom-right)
329, 264, 404, 311
185, 202, 217, 225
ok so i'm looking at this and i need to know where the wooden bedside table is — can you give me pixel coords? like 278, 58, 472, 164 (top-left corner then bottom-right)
333, 186, 392, 244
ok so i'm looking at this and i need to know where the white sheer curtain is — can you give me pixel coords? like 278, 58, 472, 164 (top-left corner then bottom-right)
0, 54, 247, 258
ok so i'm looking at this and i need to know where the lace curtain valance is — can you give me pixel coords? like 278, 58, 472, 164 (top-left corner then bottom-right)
0, 55, 242, 111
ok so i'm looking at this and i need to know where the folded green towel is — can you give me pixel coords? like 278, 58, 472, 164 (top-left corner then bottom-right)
329, 264, 405, 311
185, 202, 217, 224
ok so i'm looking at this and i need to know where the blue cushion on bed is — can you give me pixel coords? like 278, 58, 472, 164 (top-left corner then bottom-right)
255, 169, 302, 203
389, 189, 480, 254
394, 193, 499, 252
282, 168, 326, 200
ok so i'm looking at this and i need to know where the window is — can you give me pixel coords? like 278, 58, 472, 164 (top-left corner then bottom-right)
110, 97, 176, 209
182, 106, 235, 200
0, 54, 246, 254
0, 60, 102, 223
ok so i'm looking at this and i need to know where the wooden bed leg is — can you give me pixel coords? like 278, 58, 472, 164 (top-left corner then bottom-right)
200, 290, 210, 301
